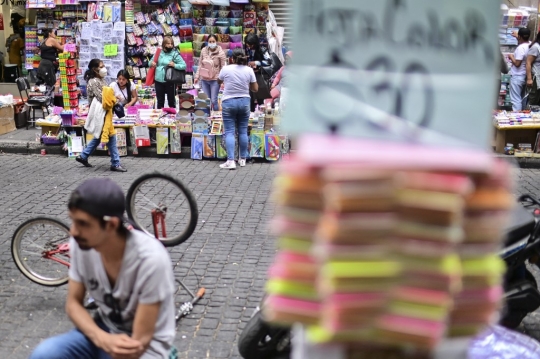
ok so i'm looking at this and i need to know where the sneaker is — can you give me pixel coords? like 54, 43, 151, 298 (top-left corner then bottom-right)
238, 159, 246, 167
110, 165, 127, 172
76, 155, 93, 168
219, 160, 236, 170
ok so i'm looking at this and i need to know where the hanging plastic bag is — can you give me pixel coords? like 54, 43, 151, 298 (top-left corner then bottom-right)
145, 48, 161, 86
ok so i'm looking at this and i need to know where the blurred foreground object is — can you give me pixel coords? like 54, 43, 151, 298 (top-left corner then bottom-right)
263, 135, 513, 356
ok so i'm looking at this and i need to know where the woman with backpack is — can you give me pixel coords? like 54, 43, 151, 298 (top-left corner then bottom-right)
194, 35, 227, 111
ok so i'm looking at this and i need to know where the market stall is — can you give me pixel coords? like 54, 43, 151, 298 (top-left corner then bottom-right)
20, 0, 290, 161
36, 90, 290, 161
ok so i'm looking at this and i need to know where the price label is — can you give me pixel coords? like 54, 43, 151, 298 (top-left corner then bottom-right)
104, 44, 118, 56
284, 0, 500, 149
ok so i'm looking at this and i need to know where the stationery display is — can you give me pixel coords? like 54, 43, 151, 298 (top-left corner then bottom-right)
58, 53, 79, 109
263, 138, 514, 355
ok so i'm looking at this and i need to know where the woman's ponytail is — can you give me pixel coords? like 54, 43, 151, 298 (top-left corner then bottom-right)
231, 48, 248, 66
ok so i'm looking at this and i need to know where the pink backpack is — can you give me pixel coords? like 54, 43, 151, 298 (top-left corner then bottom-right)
199, 48, 217, 80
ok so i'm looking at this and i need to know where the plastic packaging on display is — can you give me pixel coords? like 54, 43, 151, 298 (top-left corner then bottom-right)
468, 325, 540, 358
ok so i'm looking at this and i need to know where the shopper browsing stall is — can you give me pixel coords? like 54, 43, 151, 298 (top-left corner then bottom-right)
194, 35, 227, 111
509, 28, 531, 111
36, 29, 64, 87
217, 48, 258, 170
149, 36, 186, 109
526, 31, 540, 107
245, 33, 272, 111
76, 59, 127, 173
110, 70, 138, 107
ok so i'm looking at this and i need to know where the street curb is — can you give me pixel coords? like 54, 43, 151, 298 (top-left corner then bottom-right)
0, 140, 65, 155
0, 140, 536, 167
0, 140, 288, 161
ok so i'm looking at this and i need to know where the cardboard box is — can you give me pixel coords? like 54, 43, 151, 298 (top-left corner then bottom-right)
0, 122, 16, 135
0, 105, 14, 120
0, 106, 16, 135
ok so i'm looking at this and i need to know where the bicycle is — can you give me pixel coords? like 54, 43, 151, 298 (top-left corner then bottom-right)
11, 172, 204, 322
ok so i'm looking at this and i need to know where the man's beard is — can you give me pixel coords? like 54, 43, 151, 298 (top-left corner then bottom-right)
74, 236, 91, 251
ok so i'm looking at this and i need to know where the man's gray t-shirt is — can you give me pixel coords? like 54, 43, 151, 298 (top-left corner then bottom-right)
218, 64, 256, 102
528, 43, 540, 80
69, 230, 176, 358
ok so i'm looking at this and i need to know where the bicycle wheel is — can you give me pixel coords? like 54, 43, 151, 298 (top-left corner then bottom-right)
126, 173, 198, 247
11, 217, 71, 287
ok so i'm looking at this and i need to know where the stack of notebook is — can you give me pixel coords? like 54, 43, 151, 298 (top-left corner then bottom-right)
264, 159, 324, 325
449, 163, 513, 337
373, 172, 472, 349
308, 168, 400, 342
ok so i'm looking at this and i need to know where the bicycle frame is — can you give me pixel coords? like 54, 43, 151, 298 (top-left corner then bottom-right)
151, 209, 167, 239
43, 243, 71, 268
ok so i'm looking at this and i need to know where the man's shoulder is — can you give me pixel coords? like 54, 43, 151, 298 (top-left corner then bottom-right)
518, 43, 530, 52
128, 230, 171, 262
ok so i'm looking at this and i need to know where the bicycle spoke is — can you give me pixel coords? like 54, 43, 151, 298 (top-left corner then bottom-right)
135, 203, 158, 214
139, 194, 161, 209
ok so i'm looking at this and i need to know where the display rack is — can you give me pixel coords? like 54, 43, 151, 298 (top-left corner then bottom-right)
58, 52, 78, 109
24, 26, 39, 71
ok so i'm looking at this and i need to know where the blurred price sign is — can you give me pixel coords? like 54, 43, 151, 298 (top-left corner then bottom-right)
284, 0, 500, 149
104, 44, 118, 57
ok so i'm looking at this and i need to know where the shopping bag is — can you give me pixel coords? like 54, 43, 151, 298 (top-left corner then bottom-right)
145, 48, 161, 86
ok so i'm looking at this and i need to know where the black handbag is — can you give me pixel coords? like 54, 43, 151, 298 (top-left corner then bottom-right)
165, 52, 186, 84
113, 103, 126, 118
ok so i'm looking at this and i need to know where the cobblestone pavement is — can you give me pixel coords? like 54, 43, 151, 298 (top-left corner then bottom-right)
0, 153, 277, 359
3, 156, 540, 358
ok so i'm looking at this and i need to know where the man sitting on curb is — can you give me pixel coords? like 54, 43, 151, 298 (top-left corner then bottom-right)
30, 178, 176, 359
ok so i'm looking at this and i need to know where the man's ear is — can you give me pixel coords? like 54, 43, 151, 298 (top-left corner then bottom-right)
107, 217, 122, 232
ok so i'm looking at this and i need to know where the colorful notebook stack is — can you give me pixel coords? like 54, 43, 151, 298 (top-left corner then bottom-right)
375, 172, 473, 349
308, 168, 399, 343
448, 163, 513, 337
263, 160, 324, 326
263, 135, 515, 354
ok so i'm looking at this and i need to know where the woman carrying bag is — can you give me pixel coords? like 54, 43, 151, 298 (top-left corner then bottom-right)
76, 59, 127, 172
149, 36, 187, 109
245, 33, 272, 111
194, 35, 227, 111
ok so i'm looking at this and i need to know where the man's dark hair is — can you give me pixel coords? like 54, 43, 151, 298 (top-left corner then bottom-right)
68, 190, 128, 235
519, 28, 531, 42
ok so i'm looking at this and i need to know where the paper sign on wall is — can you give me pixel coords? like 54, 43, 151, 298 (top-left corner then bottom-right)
104, 44, 118, 56
81, 22, 91, 39
283, 0, 500, 149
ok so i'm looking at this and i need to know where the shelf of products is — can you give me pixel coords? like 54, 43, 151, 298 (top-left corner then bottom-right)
24, 26, 39, 71
123, 1, 269, 81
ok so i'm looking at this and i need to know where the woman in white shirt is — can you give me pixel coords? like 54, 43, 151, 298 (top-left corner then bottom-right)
109, 70, 138, 107
217, 48, 258, 170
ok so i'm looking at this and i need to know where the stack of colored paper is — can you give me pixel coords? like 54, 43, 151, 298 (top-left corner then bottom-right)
309, 168, 400, 342
449, 164, 513, 337
264, 159, 323, 325
374, 172, 472, 349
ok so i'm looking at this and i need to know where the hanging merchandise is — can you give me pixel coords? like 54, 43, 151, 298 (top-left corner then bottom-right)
24, 26, 39, 71
125, 0, 272, 83
170, 126, 182, 153
191, 133, 203, 159
59, 53, 79, 109
156, 127, 170, 154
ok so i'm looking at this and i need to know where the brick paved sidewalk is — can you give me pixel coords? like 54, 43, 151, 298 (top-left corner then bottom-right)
0, 153, 277, 359
2, 155, 540, 358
